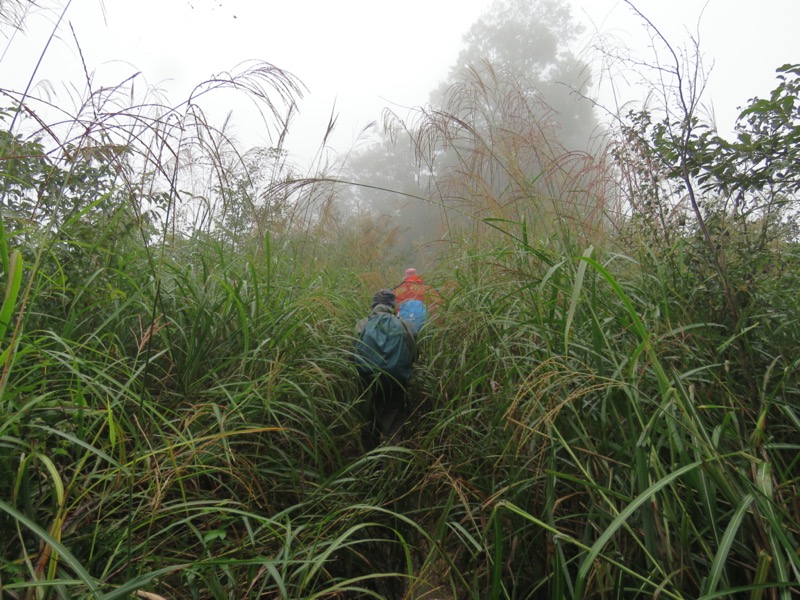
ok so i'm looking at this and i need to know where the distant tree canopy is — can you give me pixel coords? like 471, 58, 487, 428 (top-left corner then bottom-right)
430, 0, 595, 151
342, 0, 598, 261
454, 0, 581, 77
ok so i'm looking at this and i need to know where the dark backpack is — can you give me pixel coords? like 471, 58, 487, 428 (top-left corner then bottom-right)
397, 299, 427, 332
355, 313, 412, 381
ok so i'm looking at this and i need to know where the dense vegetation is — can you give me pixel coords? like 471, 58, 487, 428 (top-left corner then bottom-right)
1, 1, 798, 599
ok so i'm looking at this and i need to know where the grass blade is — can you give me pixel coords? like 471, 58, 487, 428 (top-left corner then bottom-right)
0, 498, 100, 594
575, 460, 703, 598
701, 493, 754, 596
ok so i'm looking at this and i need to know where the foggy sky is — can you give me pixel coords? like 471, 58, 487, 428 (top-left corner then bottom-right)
0, 0, 796, 168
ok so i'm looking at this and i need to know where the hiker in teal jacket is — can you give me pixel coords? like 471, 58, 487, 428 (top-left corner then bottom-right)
355, 289, 417, 447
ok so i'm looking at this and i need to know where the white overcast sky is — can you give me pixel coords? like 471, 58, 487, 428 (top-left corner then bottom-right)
1, 0, 797, 169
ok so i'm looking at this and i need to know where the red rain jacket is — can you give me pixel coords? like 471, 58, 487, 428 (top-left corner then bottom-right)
393, 275, 442, 316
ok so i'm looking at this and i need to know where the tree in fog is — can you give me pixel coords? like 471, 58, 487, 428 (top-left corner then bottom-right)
436, 0, 595, 151
342, 0, 600, 257
456, 0, 580, 76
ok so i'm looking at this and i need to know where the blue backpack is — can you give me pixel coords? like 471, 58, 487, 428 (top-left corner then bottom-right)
398, 299, 427, 333
355, 313, 413, 381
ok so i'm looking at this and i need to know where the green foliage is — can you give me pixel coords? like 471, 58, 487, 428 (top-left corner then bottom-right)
713, 63, 800, 197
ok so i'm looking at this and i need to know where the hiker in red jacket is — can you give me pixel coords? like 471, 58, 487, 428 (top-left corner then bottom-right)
392, 268, 443, 333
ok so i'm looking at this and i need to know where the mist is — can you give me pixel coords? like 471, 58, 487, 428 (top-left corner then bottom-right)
332, 0, 601, 269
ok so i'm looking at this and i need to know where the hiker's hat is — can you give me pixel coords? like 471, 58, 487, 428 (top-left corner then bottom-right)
372, 289, 396, 309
